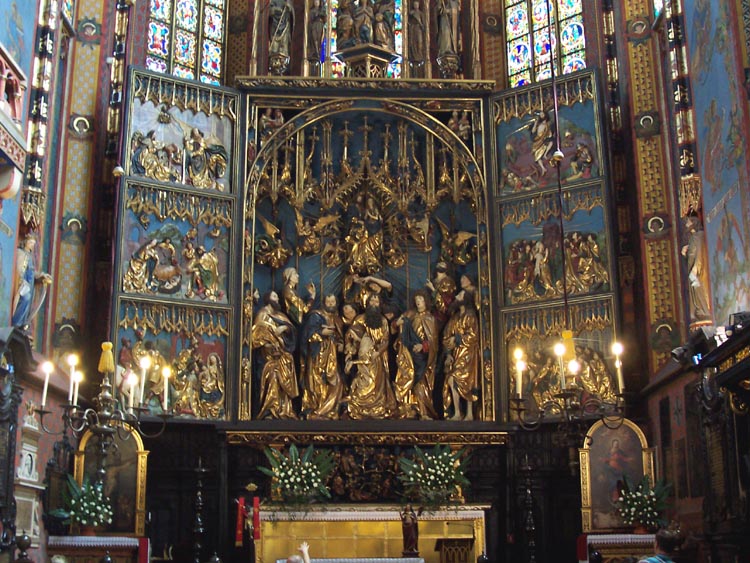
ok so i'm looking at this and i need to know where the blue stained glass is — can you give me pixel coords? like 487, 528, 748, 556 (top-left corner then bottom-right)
205, 0, 223, 6
146, 56, 168, 73
173, 64, 195, 79
176, 0, 198, 32
200, 74, 221, 84
560, 17, 584, 52
533, 28, 555, 62
562, 54, 586, 73
511, 70, 531, 87
506, 7, 529, 38
148, 21, 171, 57
201, 40, 222, 76
532, 0, 553, 28
558, 0, 580, 18
150, 0, 171, 21
508, 40, 531, 73
175, 28, 197, 65
204, 5, 224, 41
63, 0, 74, 23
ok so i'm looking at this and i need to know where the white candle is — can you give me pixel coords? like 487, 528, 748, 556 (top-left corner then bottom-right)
41, 361, 53, 408
139, 356, 151, 405
612, 342, 625, 392
162, 366, 171, 411
67, 354, 78, 403
72, 371, 83, 406
129, 376, 136, 411
515, 361, 525, 398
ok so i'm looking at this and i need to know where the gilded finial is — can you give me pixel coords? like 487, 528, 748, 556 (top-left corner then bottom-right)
98, 341, 115, 374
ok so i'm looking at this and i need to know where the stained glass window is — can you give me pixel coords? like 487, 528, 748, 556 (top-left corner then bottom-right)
147, 0, 226, 83
504, 0, 586, 87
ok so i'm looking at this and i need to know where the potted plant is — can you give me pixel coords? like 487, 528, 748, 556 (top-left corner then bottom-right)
397, 444, 470, 511
49, 474, 114, 535
615, 474, 671, 532
258, 444, 334, 510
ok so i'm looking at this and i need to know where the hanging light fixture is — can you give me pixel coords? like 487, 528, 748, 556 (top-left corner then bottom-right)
509, 0, 626, 433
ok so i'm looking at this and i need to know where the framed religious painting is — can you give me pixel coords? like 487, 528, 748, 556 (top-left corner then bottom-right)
579, 418, 655, 532
73, 428, 148, 536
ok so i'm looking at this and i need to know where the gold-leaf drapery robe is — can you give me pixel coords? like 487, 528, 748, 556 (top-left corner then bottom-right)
346, 313, 396, 419
442, 308, 479, 413
301, 309, 345, 419
252, 307, 298, 419
394, 310, 438, 419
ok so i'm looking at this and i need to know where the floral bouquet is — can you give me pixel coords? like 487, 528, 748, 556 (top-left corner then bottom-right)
259, 444, 334, 506
50, 474, 114, 529
615, 474, 671, 529
397, 444, 470, 510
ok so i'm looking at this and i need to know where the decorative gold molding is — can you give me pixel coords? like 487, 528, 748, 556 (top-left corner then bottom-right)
226, 431, 509, 447
236, 76, 496, 92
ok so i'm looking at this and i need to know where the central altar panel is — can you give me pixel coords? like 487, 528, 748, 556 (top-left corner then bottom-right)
257, 505, 486, 563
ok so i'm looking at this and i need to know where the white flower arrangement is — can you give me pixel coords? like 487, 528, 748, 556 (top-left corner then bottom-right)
50, 474, 114, 529
397, 445, 470, 509
259, 444, 334, 506
615, 475, 671, 529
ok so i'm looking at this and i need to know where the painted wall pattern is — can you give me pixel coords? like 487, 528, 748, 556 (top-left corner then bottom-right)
684, 0, 750, 324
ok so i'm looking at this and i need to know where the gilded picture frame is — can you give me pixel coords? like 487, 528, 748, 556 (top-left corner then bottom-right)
74, 428, 148, 536
579, 418, 655, 532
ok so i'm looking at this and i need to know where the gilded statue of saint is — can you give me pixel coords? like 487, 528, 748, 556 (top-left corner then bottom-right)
282, 267, 316, 325
123, 239, 159, 294
345, 293, 397, 419
442, 291, 479, 421
394, 290, 438, 420
12, 234, 52, 330
252, 291, 299, 419
301, 294, 346, 419
130, 130, 178, 182
198, 352, 225, 418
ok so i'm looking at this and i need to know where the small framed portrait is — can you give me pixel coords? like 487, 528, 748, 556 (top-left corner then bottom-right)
74, 427, 148, 536
579, 418, 655, 532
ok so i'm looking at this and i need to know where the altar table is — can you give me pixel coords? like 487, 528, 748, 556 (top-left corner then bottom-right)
258, 505, 487, 563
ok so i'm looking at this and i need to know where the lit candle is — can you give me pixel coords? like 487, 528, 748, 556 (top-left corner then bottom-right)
72, 371, 83, 406
513, 348, 524, 398
554, 341, 566, 390
67, 354, 78, 403
127, 371, 138, 412
41, 361, 53, 408
162, 366, 171, 411
139, 356, 151, 405
612, 342, 625, 392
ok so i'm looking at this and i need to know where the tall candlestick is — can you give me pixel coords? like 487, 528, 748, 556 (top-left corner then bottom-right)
41, 361, 53, 408
612, 342, 625, 392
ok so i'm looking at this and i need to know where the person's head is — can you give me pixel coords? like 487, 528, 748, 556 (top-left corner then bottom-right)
367, 293, 381, 311
287, 555, 304, 563
413, 289, 431, 312
21, 233, 37, 252
654, 527, 682, 555
342, 303, 357, 322
283, 267, 299, 285
324, 294, 338, 312
436, 261, 448, 274
264, 291, 280, 309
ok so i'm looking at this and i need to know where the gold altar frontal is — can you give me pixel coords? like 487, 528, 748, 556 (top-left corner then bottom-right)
257, 505, 487, 563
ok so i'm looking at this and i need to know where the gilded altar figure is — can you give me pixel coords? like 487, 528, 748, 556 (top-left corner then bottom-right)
346, 196, 384, 275
185, 246, 223, 301
198, 352, 225, 418
184, 127, 228, 190
130, 130, 179, 182
394, 290, 439, 420
282, 267, 316, 325
530, 354, 560, 407
252, 291, 299, 419
577, 233, 609, 290
425, 261, 456, 326
12, 234, 52, 330
123, 239, 159, 293
301, 294, 346, 419
344, 274, 393, 310
588, 349, 616, 402
345, 293, 397, 419
442, 291, 479, 421
173, 336, 202, 415
255, 214, 292, 269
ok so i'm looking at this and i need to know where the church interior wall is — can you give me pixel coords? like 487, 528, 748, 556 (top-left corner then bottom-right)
2, 0, 750, 561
